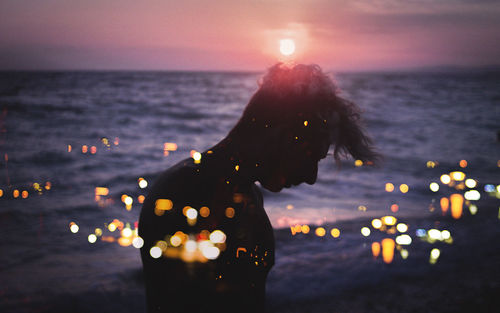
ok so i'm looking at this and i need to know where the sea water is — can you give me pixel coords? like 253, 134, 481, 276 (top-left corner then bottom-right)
0, 69, 499, 310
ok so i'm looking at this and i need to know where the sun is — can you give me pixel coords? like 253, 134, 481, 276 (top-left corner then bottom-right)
279, 39, 295, 56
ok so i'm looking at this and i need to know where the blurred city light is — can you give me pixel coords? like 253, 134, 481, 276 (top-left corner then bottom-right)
440, 174, 451, 184
430, 182, 439, 192
315, 227, 326, 237
372, 219, 382, 229
381, 238, 395, 264
464, 190, 480, 201
361, 227, 371, 237
465, 179, 477, 188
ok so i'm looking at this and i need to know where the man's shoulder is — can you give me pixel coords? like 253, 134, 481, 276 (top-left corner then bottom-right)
148, 158, 214, 199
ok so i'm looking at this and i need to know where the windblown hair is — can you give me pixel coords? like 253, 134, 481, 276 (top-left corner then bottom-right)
229, 63, 379, 165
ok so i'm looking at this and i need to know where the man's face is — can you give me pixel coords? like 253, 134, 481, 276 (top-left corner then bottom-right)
259, 127, 331, 192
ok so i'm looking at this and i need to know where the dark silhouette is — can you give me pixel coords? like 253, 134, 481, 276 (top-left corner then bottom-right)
139, 63, 378, 313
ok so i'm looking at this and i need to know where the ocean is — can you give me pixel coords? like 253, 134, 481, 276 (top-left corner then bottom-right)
0, 69, 499, 312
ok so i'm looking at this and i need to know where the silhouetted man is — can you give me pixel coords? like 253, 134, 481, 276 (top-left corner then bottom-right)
139, 63, 378, 313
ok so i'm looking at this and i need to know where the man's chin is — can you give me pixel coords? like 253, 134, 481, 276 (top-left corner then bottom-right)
261, 181, 284, 193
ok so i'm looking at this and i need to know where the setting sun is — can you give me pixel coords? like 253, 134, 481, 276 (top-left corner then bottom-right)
279, 39, 295, 56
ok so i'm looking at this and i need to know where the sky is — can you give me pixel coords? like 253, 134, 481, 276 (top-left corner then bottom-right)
0, 0, 499, 71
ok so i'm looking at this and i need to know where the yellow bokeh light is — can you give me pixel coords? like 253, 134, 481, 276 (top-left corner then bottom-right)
95, 187, 109, 196
464, 190, 480, 201
121, 227, 133, 238
469, 204, 478, 215
301, 225, 310, 234
450, 193, 464, 219
385, 183, 394, 192
225, 207, 235, 218
88, 234, 97, 243
440, 197, 449, 214
124, 196, 133, 206
303, 120, 308, 126
330, 228, 340, 238
399, 184, 409, 193
315, 227, 326, 237
13, 189, 19, 198
209, 230, 226, 243
441, 230, 451, 240
192, 151, 202, 163
371, 242, 381, 258
401, 249, 409, 259
354, 160, 363, 167
430, 248, 440, 264
361, 227, 371, 237
170, 235, 182, 247
465, 179, 477, 188
440, 174, 451, 184
428, 229, 442, 241
396, 223, 408, 233
429, 182, 439, 192
395, 234, 412, 245
155, 199, 173, 211
382, 216, 397, 226
82, 145, 88, 153
0, 189, 3, 197
69, 222, 79, 233
450, 171, 465, 181
138, 178, 148, 189
381, 238, 395, 264
371, 219, 382, 229
108, 223, 117, 232
118, 237, 133, 247
164, 142, 178, 151
95, 228, 103, 236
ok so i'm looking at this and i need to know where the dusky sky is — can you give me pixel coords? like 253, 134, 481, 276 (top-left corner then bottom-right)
1, 0, 499, 71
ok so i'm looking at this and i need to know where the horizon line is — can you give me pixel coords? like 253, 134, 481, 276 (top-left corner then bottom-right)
1, 64, 499, 74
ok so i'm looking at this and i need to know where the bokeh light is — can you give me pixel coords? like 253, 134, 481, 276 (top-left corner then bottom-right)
315, 227, 326, 237
430, 182, 439, 192
361, 227, 371, 237
88, 234, 97, 243
150, 246, 162, 259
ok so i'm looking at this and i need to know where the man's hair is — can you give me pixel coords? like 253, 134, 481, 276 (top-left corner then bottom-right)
229, 63, 378, 164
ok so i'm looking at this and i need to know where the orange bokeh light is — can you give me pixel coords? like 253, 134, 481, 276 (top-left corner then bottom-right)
381, 238, 395, 264
450, 193, 464, 219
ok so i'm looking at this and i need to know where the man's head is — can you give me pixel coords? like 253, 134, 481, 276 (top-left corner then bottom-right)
228, 63, 378, 191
